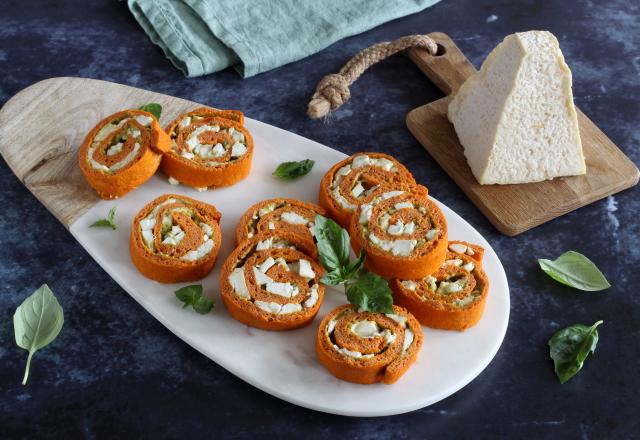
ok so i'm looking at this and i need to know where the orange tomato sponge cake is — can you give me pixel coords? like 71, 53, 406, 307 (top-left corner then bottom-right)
235, 198, 326, 245
220, 231, 324, 331
391, 241, 489, 331
319, 152, 418, 227
349, 186, 448, 280
162, 108, 253, 190
130, 194, 222, 283
316, 304, 423, 384
78, 109, 171, 199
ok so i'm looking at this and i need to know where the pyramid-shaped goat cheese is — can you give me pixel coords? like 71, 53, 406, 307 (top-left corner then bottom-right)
448, 31, 586, 185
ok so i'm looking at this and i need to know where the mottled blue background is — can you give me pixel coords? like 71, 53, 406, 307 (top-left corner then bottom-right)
1, 0, 638, 439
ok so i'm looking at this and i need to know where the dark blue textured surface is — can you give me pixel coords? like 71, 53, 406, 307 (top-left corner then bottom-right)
1, 0, 639, 438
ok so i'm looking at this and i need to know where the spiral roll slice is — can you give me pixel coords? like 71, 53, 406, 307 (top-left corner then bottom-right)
349, 186, 448, 279
319, 152, 418, 227
220, 231, 324, 331
235, 198, 326, 245
391, 241, 489, 330
162, 110, 253, 189
130, 194, 222, 283
78, 109, 171, 199
316, 305, 423, 384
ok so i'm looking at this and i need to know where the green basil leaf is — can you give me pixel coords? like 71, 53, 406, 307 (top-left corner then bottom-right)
192, 297, 214, 315
538, 251, 610, 291
345, 272, 394, 314
272, 159, 315, 181
549, 320, 603, 384
175, 284, 202, 308
90, 207, 117, 230
342, 251, 365, 279
175, 285, 214, 314
320, 270, 346, 285
13, 284, 64, 385
138, 103, 162, 120
314, 214, 351, 272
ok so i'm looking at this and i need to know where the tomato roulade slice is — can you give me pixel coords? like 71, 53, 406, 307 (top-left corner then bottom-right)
234, 198, 326, 245
349, 186, 448, 280
162, 109, 253, 190
78, 109, 171, 199
129, 194, 222, 283
319, 152, 419, 227
220, 231, 324, 331
391, 241, 489, 331
316, 304, 423, 384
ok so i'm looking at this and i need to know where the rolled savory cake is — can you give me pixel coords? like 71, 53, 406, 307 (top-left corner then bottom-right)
130, 194, 222, 283
235, 198, 326, 245
78, 109, 171, 199
391, 241, 489, 331
161, 108, 253, 190
349, 186, 448, 280
220, 231, 324, 331
316, 304, 423, 384
319, 152, 418, 227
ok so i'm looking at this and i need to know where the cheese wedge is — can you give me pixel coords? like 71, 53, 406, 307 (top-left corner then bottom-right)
448, 31, 586, 185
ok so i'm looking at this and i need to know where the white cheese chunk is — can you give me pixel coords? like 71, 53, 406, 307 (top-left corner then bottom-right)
258, 257, 276, 273
265, 282, 298, 298
135, 115, 153, 126
252, 267, 274, 285
391, 239, 417, 256
231, 142, 247, 157
400, 280, 417, 291
297, 259, 315, 279
281, 211, 308, 225
351, 155, 371, 168
449, 243, 468, 254
181, 238, 214, 261
403, 329, 414, 352
304, 284, 319, 308
229, 268, 250, 299
448, 31, 585, 184
351, 183, 365, 197
394, 202, 413, 210
140, 218, 156, 231
351, 321, 379, 338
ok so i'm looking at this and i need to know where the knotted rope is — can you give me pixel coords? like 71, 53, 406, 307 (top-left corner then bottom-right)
307, 34, 438, 119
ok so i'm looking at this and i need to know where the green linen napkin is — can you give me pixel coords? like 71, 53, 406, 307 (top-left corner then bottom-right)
128, 0, 441, 78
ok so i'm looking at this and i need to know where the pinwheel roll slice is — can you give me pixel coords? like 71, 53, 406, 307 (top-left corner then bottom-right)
220, 231, 324, 331
319, 152, 419, 227
316, 305, 423, 384
391, 242, 489, 331
349, 186, 448, 280
161, 112, 254, 189
78, 109, 171, 199
235, 198, 326, 245
130, 194, 222, 283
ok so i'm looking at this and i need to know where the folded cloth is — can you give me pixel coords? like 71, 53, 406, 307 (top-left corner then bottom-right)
128, 0, 441, 78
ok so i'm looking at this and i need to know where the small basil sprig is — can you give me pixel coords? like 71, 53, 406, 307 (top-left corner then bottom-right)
138, 103, 162, 120
548, 320, 603, 384
14, 284, 64, 385
175, 285, 214, 314
90, 206, 117, 230
538, 251, 610, 291
273, 159, 315, 181
314, 214, 393, 314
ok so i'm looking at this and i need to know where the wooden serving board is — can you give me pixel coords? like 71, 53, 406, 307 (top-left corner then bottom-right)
406, 33, 639, 236
0, 77, 511, 416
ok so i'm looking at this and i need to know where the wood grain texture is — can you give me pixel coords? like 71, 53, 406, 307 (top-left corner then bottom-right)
0, 77, 203, 228
407, 33, 639, 236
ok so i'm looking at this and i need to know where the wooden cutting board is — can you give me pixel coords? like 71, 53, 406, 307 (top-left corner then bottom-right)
406, 33, 639, 236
